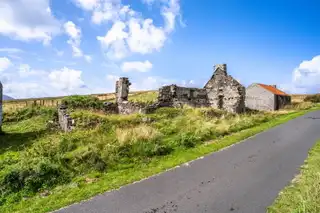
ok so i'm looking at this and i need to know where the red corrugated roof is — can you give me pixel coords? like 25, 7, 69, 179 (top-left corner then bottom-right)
258, 83, 289, 96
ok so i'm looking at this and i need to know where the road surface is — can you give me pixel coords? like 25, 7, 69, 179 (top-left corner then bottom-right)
56, 110, 320, 213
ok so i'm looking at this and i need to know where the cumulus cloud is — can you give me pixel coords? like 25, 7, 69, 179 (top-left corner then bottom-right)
19, 64, 46, 77
0, 0, 61, 44
77, 0, 182, 59
1, 64, 88, 98
0, 57, 12, 72
97, 21, 128, 59
121, 60, 153, 72
64, 21, 92, 62
49, 67, 86, 92
73, 0, 99, 11
282, 55, 320, 94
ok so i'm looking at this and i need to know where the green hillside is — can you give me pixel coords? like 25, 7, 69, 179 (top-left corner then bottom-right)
0, 94, 318, 213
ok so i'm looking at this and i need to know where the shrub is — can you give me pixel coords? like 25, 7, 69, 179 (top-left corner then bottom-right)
61, 95, 104, 110
283, 102, 315, 110
1, 161, 70, 195
3, 106, 57, 122
304, 94, 320, 103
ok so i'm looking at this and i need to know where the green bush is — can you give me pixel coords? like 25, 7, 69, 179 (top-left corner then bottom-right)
304, 94, 320, 103
1, 161, 70, 196
61, 95, 104, 110
3, 106, 57, 122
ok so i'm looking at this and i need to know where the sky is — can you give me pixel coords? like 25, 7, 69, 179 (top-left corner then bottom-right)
0, 0, 320, 99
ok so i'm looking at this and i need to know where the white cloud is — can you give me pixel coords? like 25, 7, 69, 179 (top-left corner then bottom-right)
0, 0, 61, 44
97, 21, 129, 59
0, 57, 12, 72
0, 48, 23, 54
73, 0, 99, 11
85, 55, 92, 63
4, 82, 51, 98
121, 60, 153, 72
19, 64, 46, 77
106, 74, 120, 82
64, 21, 92, 62
282, 55, 320, 94
130, 76, 173, 91
87, 0, 182, 60
49, 67, 85, 92
127, 18, 167, 54
55, 49, 64, 57
64, 21, 83, 57
2, 65, 88, 98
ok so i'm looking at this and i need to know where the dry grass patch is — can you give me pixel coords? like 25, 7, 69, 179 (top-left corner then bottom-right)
116, 125, 162, 145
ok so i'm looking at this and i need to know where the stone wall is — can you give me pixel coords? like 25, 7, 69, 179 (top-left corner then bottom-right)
58, 104, 74, 132
158, 85, 209, 108
204, 64, 246, 113
115, 77, 131, 103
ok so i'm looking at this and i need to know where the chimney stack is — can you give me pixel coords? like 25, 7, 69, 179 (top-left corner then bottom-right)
271, 85, 277, 88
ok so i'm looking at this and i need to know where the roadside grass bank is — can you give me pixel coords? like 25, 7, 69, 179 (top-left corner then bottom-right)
0, 106, 318, 213
268, 140, 320, 213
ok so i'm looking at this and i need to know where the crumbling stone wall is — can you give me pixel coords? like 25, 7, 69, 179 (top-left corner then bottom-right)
0, 81, 2, 133
58, 104, 74, 132
116, 77, 131, 103
204, 64, 245, 113
110, 66, 245, 116
158, 85, 209, 108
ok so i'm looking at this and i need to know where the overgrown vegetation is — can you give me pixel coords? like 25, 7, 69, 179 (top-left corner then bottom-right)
61, 95, 105, 110
304, 94, 320, 103
268, 140, 320, 213
0, 96, 318, 213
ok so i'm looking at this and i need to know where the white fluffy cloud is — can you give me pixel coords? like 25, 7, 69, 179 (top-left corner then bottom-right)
97, 21, 128, 59
0, 0, 61, 44
90, 0, 182, 59
2, 64, 88, 98
64, 21, 92, 62
73, 0, 99, 11
281, 55, 320, 94
121, 60, 153, 72
0, 57, 12, 72
49, 67, 85, 92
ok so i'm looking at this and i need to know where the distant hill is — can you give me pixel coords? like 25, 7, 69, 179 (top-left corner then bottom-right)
3, 95, 14, 100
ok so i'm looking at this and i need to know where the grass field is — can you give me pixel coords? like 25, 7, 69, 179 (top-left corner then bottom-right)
268, 140, 320, 213
0, 93, 319, 213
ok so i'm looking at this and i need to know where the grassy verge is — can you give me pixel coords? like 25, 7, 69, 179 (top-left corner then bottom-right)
0, 107, 317, 213
268, 140, 320, 213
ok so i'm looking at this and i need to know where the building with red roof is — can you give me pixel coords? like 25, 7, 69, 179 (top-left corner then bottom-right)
245, 83, 291, 111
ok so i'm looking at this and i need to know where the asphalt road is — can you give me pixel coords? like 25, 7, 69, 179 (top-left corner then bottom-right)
56, 110, 320, 213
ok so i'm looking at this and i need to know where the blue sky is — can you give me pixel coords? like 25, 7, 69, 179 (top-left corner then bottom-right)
0, 0, 319, 98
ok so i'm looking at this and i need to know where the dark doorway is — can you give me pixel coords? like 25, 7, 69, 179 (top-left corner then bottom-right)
218, 95, 224, 109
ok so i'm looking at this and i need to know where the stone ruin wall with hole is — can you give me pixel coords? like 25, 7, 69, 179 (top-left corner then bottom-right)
158, 85, 210, 108
157, 64, 246, 113
56, 64, 245, 131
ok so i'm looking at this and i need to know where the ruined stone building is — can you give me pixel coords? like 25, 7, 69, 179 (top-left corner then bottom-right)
245, 83, 291, 111
204, 64, 245, 113
157, 64, 246, 113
